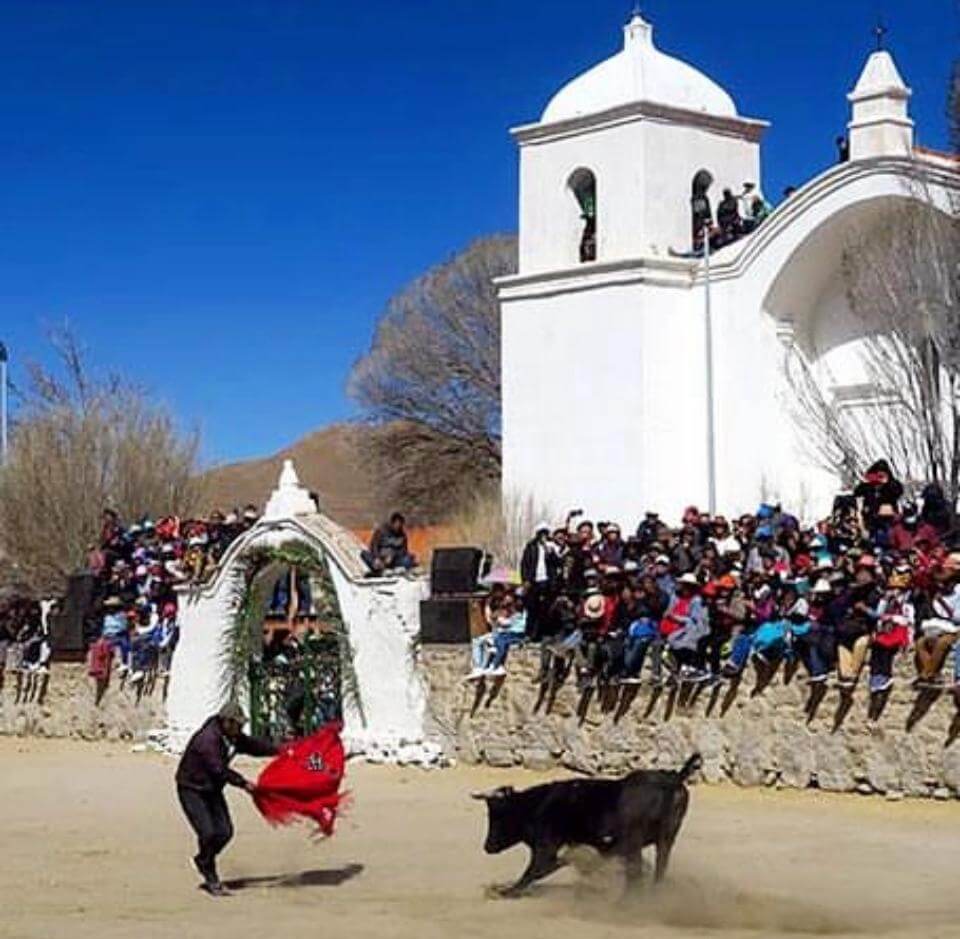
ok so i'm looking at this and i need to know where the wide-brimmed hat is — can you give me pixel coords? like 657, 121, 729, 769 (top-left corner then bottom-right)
888, 570, 912, 588
583, 594, 605, 620
677, 573, 699, 587
811, 578, 833, 594
655, 554, 671, 565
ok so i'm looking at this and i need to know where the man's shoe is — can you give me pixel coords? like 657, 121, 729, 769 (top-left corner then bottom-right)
200, 881, 230, 897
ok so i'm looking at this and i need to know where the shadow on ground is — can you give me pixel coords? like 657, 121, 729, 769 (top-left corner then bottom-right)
225, 863, 364, 891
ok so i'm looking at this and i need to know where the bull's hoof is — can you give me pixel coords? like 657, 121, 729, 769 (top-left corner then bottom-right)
486, 884, 524, 900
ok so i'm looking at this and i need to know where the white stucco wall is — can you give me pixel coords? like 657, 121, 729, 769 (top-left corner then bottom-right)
516, 108, 764, 274
164, 513, 430, 757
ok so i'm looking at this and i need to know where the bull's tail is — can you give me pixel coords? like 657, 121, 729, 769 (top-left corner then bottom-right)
677, 752, 702, 783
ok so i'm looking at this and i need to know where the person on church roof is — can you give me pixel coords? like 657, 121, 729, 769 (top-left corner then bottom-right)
715, 188, 742, 245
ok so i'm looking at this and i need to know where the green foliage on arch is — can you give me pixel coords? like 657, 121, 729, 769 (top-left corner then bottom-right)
221, 540, 363, 730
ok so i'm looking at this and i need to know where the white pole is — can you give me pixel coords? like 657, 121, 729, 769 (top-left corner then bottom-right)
702, 229, 717, 515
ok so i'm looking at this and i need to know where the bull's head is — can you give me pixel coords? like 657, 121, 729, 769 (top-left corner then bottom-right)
471, 786, 522, 854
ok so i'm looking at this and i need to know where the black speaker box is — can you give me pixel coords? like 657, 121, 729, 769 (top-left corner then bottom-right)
50, 573, 95, 657
430, 547, 483, 596
419, 598, 472, 644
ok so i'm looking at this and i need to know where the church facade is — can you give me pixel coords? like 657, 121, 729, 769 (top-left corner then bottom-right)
499, 13, 958, 525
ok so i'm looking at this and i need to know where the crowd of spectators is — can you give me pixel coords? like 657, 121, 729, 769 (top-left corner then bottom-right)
690, 180, 772, 255
467, 460, 960, 707
0, 596, 52, 695
86, 505, 258, 687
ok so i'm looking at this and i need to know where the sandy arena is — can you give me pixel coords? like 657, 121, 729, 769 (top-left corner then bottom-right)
2, 737, 959, 939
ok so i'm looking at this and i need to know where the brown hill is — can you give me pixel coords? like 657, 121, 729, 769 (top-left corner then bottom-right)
200, 424, 387, 530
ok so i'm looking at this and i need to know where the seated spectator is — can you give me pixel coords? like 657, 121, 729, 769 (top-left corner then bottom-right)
662, 573, 710, 682
362, 512, 417, 576
620, 575, 669, 684
100, 597, 131, 674
538, 595, 582, 686
485, 593, 528, 677
869, 566, 914, 693
835, 556, 882, 689
854, 459, 903, 534
794, 578, 837, 683
915, 575, 960, 686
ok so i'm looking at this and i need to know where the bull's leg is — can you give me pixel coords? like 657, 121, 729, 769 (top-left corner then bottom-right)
653, 833, 675, 883
498, 843, 564, 898
654, 792, 689, 884
623, 846, 645, 887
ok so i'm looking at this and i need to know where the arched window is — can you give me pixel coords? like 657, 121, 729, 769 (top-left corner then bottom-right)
691, 169, 714, 249
568, 168, 597, 263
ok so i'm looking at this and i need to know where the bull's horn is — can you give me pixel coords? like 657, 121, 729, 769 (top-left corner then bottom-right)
470, 786, 512, 800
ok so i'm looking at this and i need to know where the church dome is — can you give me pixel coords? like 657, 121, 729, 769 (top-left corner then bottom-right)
542, 14, 737, 123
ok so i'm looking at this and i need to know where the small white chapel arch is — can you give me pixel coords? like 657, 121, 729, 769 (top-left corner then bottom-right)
164, 460, 431, 759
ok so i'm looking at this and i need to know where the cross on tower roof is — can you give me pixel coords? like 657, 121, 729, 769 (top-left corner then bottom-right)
874, 18, 888, 51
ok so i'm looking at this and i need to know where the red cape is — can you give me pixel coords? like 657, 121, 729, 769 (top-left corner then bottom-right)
252, 723, 346, 837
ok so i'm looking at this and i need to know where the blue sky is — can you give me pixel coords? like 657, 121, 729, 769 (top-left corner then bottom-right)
1, 0, 954, 466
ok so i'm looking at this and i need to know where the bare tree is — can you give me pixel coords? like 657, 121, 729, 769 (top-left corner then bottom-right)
348, 235, 517, 519
0, 327, 202, 594
785, 194, 960, 501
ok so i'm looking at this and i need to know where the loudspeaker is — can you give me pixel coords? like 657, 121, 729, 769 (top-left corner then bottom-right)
419, 598, 473, 644
50, 573, 94, 658
430, 547, 483, 597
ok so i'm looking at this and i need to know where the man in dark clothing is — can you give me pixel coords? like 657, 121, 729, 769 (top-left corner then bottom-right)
836, 135, 850, 163
361, 512, 416, 575
175, 702, 278, 896
716, 189, 741, 243
520, 523, 560, 641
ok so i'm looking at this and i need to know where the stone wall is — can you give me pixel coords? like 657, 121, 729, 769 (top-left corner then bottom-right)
422, 646, 960, 798
0, 664, 166, 742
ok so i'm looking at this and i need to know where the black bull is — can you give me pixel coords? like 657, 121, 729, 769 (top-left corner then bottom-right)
473, 753, 702, 896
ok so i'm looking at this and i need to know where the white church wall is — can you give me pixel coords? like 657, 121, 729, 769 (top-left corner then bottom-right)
517, 120, 645, 273
501, 277, 709, 527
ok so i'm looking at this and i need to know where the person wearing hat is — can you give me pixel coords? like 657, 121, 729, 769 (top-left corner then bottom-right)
594, 522, 625, 571
520, 522, 560, 642
868, 568, 914, 693
175, 702, 279, 896
574, 588, 608, 689
661, 574, 710, 682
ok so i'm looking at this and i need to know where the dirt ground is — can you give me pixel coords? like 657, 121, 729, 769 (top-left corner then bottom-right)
2, 738, 959, 939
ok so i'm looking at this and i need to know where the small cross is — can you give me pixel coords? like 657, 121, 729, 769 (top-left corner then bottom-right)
874, 19, 888, 51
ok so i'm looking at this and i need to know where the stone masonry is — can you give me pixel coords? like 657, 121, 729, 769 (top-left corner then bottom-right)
422, 646, 960, 798
0, 663, 166, 742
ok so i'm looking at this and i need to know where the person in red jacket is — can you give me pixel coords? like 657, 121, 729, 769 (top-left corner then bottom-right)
175, 702, 278, 896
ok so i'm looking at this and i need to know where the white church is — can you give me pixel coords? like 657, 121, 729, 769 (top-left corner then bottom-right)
499, 13, 959, 525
